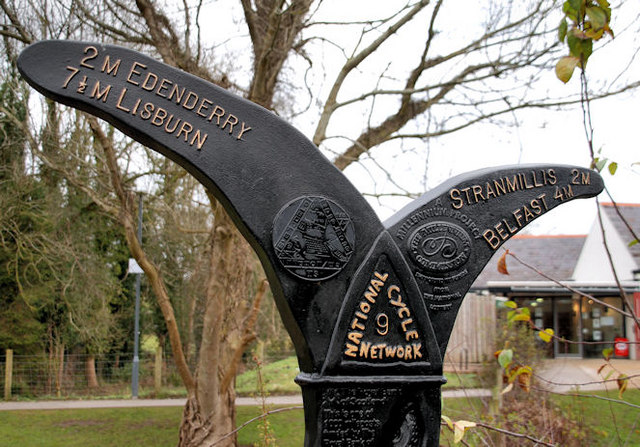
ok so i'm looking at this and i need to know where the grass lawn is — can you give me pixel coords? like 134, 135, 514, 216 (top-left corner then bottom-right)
2, 391, 639, 446
0, 407, 182, 447
236, 356, 478, 396
553, 389, 640, 446
236, 356, 301, 396
0, 406, 304, 447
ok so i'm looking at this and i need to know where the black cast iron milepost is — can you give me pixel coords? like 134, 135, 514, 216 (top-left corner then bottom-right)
18, 41, 604, 446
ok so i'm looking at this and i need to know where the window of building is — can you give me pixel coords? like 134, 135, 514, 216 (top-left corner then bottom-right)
581, 296, 625, 358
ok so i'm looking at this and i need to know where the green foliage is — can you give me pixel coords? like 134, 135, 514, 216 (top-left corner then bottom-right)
592, 151, 618, 176
556, 0, 613, 82
0, 66, 130, 356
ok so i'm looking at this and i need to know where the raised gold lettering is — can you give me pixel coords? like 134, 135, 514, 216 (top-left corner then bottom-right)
503, 218, 518, 234
494, 178, 506, 196
168, 84, 186, 104
347, 332, 362, 345
344, 343, 358, 358
222, 114, 238, 133
401, 318, 413, 332
140, 102, 154, 120
115, 88, 130, 112
376, 313, 388, 336
406, 331, 419, 341
523, 205, 535, 222
189, 129, 208, 150
483, 229, 500, 250
370, 279, 383, 291
176, 121, 193, 142
90, 81, 111, 102
404, 346, 412, 360
182, 91, 199, 110
156, 79, 172, 98
208, 105, 225, 125
196, 98, 213, 118
101, 55, 121, 76
374, 272, 389, 281
151, 107, 168, 126
532, 170, 543, 187
513, 208, 523, 227
359, 341, 370, 358
351, 318, 365, 331
127, 61, 146, 86
364, 287, 378, 303
131, 98, 141, 116
472, 185, 485, 203
385, 345, 397, 357
485, 182, 497, 199
450, 188, 463, 209
141, 72, 158, 91
80, 46, 98, 69
63, 66, 80, 89
495, 222, 508, 240
164, 115, 180, 133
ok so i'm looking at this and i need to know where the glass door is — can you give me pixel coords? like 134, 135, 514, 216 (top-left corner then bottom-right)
554, 296, 582, 357
581, 296, 626, 358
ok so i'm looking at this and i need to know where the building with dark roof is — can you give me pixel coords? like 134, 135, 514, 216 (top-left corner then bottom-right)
447, 203, 640, 363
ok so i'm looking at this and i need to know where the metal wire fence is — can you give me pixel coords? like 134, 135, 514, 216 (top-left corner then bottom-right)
1, 351, 183, 399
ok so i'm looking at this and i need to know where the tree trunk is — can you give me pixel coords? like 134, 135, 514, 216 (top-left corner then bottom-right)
85, 355, 99, 388
55, 343, 64, 398
178, 203, 258, 446
178, 389, 237, 447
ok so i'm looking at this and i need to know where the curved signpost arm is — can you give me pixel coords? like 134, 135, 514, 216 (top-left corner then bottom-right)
18, 40, 385, 372
19, 40, 604, 447
384, 165, 604, 358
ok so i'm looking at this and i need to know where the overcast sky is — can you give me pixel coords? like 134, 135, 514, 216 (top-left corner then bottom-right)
199, 0, 639, 235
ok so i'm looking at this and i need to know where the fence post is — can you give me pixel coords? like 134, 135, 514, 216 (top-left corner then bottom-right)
4, 349, 13, 400
154, 345, 162, 393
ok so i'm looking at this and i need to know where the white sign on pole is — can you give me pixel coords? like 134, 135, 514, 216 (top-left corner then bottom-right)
128, 258, 144, 275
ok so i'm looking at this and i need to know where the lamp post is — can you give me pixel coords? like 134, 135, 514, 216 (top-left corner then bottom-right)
128, 194, 144, 399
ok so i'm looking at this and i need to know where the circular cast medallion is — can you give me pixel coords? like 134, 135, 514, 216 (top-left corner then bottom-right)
408, 221, 471, 273
272, 196, 356, 281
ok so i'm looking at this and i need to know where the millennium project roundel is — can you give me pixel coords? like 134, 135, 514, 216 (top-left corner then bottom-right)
408, 221, 471, 273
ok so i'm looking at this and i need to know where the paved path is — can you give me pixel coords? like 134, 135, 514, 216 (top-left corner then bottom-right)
536, 358, 640, 393
4, 359, 636, 411
0, 389, 491, 411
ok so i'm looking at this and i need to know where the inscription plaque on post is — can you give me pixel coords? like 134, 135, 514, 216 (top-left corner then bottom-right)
18, 40, 605, 446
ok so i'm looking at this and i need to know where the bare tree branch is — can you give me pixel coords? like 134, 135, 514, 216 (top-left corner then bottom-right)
312, 0, 431, 145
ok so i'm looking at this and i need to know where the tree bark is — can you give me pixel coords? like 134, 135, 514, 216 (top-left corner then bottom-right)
85, 355, 99, 389
178, 201, 258, 446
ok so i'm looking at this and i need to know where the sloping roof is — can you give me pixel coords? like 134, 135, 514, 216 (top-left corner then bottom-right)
471, 235, 587, 289
601, 203, 640, 268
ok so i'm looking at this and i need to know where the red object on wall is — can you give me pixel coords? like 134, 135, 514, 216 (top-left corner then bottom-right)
635, 293, 640, 358
615, 337, 629, 358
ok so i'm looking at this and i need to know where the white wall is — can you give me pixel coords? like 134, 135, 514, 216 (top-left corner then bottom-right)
572, 209, 637, 282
